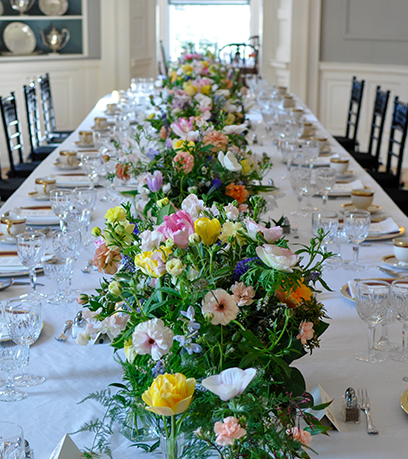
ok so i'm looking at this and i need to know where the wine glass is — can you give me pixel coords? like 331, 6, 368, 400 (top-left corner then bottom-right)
316, 167, 337, 209
289, 166, 311, 217
81, 153, 101, 188
390, 280, 408, 361
0, 422, 25, 456
16, 232, 46, 299
98, 155, 118, 202
43, 257, 75, 306
93, 130, 112, 153
0, 340, 28, 402
50, 189, 73, 232
4, 298, 44, 387
74, 187, 97, 245
311, 210, 339, 255
343, 210, 371, 271
354, 280, 390, 363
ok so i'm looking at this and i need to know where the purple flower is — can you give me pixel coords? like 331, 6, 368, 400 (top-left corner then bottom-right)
165, 138, 173, 148
233, 257, 261, 281
146, 171, 163, 192
146, 148, 159, 160
152, 360, 165, 377
210, 178, 222, 192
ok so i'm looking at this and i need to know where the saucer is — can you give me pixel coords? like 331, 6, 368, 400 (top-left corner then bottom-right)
0, 233, 17, 245
75, 141, 95, 148
382, 255, 408, 270
27, 191, 50, 201
341, 203, 382, 214
104, 110, 119, 116
337, 170, 356, 179
53, 159, 81, 170
319, 146, 332, 155
401, 389, 408, 415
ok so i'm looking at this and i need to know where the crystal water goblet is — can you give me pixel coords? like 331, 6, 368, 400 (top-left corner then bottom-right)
93, 130, 112, 153
81, 153, 101, 188
98, 155, 118, 203
16, 232, 46, 299
355, 280, 390, 363
289, 166, 311, 217
0, 341, 28, 402
390, 280, 408, 361
4, 298, 44, 387
312, 210, 339, 249
43, 257, 75, 306
344, 210, 371, 271
50, 189, 73, 232
73, 187, 97, 245
316, 167, 337, 209
0, 422, 25, 456
299, 139, 320, 166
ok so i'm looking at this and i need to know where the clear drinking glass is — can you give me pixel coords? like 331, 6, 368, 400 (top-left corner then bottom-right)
289, 166, 311, 217
16, 232, 46, 299
4, 298, 44, 387
0, 422, 25, 457
43, 257, 75, 306
316, 167, 337, 209
73, 187, 97, 246
50, 189, 74, 231
343, 210, 371, 271
390, 280, 408, 361
354, 280, 390, 363
311, 210, 339, 254
0, 341, 28, 402
99, 155, 118, 202
81, 153, 101, 188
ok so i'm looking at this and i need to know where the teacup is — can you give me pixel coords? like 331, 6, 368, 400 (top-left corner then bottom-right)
303, 123, 315, 136
35, 177, 56, 196
351, 189, 374, 210
282, 95, 295, 108
310, 137, 328, 151
59, 150, 77, 166
78, 131, 93, 145
94, 117, 108, 130
330, 157, 349, 174
291, 108, 304, 120
277, 85, 287, 96
106, 103, 117, 114
0, 215, 26, 239
393, 237, 408, 265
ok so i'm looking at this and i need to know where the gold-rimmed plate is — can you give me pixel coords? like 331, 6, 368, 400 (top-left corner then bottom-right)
367, 226, 405, 241
27, 191, 50, 201
382, 255, 408, 270
341, 203, 382, 214
340, 278, 398, 302
401, 389, 408, 415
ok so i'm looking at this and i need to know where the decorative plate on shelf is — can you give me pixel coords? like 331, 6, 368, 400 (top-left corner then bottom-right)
3, 22, 36, 55
39, 0, 69, 16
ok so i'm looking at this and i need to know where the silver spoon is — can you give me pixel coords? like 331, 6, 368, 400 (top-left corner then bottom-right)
55, 320, 73, 342
377, 266, 408, 278
81, 259, 93, 274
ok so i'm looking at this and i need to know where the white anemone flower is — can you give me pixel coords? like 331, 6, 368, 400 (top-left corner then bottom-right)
218, 151, 242, 172
201, 367, 257, 401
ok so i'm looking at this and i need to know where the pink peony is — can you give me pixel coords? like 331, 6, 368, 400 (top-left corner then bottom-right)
230, 282, 255, 306
92, 242, 121, 275
158, 210, 195, 249
246, 220, 283, 243
297, 321, 314, 345
256, 245, 298, 273
287, 427, 312, 447
173, 151, 194, 173
202, 289, 239, 326
214, 417, 247, 446
132, 318, 174, 361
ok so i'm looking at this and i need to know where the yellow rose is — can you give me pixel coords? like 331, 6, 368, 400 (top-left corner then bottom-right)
147, 113, 155, 120
108, 280, 122, 296
225, 113, 236, 125
194, 217, 221, 245
184, 84, 198, 97
157, 197, 170, 208
219, 221, 246, 246
173, 139, 195, 151
240, 159, 251, 175
182, 64, 193, 75
142, 373, 196, 417
166, 258, 184, 276
134, 247, 172, 278
200, 84, 211, 95
91, 226, 102, 237
105, 206, 126, 223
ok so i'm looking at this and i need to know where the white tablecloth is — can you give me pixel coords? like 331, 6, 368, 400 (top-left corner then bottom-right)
2, 95, 408, 458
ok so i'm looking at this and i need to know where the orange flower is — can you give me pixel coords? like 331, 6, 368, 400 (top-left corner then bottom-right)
116, 164, 131, 181
202, 130, 228, 153
223, 79, 233, 89
92, 242, 122, 275
276, 280, 313, 308
159, 126, 167, 139
225, 183, 249, 204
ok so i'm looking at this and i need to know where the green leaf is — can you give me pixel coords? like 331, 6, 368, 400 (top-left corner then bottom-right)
156, 203, 176, 225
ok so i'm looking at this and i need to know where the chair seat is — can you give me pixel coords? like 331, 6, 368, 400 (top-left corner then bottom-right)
384, 187, 408, 216
0, 177, 25, 202
350, 151, 379, 171
46, 130, 73, 144
368, 170, 400, 189
6, 161, 41, 179
30, 146, 55, 161
333, 135, 358, 154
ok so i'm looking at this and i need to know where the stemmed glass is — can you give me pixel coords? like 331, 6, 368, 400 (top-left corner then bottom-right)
343, 210, 371, 271
311, 210, 339, 255
289, 166, 311, 217
50, 189, 73, 232
390, 280, 408, 361
73, 187, 97, 246
81, 153, 101, 188
99, 155, 118, 202
43, 257, 75, 306
0, 340, 28, 402
354, 280, 390, 363
4, 298, 44, 387
0, 422, 25, 456
16, 232, 46, 299
316, 167, 337, 209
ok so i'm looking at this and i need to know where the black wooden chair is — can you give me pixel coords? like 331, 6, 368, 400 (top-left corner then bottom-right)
350, 86, 390, 171
0, 157, 24, 202
37, 73, 73, 144
219, 42, 259, 78
0, 92, 40, 179
23, 81, 56, 161
334, 76, 365, 153
368, 96, 408, 190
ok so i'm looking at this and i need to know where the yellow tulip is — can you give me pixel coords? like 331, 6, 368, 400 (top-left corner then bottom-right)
219, 221, 246, 246
200, 84, 211, 95
173, 139, 195, 151
225, 113, 236, 125
170, 71, 177, 83
194, 217, 221, 245
142, 373, 196, 417
134, 247, 172, 278
105, 206, 126, 223
184, 84, 198, 97
182, 64, 193, 75
240, 159, 251, 175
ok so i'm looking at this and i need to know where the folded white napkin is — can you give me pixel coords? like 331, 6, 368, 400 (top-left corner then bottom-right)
49, 434, 82, 459
12, 207, 60, 226
347, 280, 356, 299
56, 175, 91, 187
0, 255, 26, 272
330, 179, 364, 196
369, 217, 400, 236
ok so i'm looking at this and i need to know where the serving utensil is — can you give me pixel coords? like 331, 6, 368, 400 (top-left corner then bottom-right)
358, 388, 378, 434
55, 320, 73, 342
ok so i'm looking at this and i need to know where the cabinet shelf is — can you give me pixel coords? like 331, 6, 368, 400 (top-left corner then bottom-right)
0, 15, 83, 20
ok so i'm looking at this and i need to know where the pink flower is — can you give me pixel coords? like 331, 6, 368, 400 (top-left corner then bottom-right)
158, 210, 195, 249
202, 289, 239, 326
202, 130, 228, 153
297, 321, 314, 345
173, 151, 194, 173
287, 427, 312, 447
214, 417, 247, 446
92, 242, 121, 275
246, 220, 283, 243
132, 318, 174, 361
100, 314, 129, 340
230, 282, 255, 306
256, 245, 298, 273
170, 117, 194, 140
238, 204, 248, 213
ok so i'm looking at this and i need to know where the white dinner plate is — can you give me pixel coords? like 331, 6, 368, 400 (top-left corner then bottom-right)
39, 0, 69, 16
15, 206, 60, 226
75, 141, 95, 149
3, 22, 36, 55
55, 173, 91, 187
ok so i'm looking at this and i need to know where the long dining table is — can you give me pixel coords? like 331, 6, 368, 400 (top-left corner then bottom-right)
1, 93, 408, 458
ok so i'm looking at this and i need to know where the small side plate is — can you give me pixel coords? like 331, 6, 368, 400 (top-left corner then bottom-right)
341, 203, 382, 214
382, 255, 408, 270
340, 278, 398, 302
27, 191, 50, 201
367, 226, 405, 241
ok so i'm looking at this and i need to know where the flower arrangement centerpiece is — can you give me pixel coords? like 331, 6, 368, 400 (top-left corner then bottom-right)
77, 192, 332, 459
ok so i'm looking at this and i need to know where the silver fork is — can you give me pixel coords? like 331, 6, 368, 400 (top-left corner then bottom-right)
358, 388, 379, 434
55, 320, 73, 342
